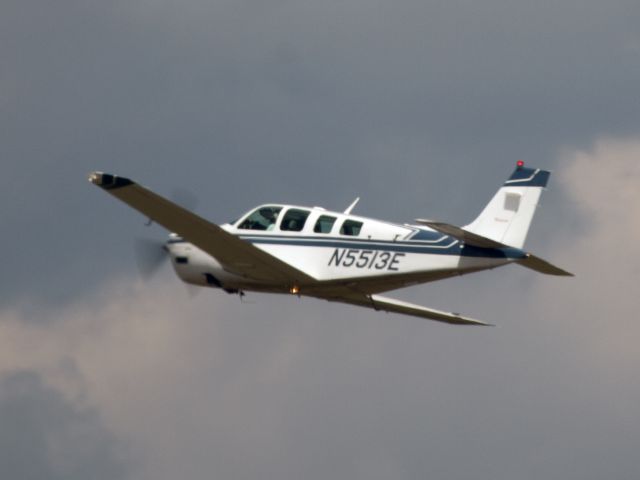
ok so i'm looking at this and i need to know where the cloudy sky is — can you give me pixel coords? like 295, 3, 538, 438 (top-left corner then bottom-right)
2, 0, 640, 478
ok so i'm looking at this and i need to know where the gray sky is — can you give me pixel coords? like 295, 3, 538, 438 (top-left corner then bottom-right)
2, 0, 640, 479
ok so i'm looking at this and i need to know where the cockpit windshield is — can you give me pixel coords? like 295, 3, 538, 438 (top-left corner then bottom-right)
237, 206, 282, 231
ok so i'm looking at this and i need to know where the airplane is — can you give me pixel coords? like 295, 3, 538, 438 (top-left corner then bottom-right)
88, 161, 572, 326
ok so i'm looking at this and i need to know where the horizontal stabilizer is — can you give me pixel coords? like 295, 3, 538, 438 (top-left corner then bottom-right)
415, 219, 573, 277
415, 219, 508, 249
518, 254, 574, 277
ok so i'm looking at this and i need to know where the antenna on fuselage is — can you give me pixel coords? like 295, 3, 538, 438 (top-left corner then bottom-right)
343, 197, 360, 214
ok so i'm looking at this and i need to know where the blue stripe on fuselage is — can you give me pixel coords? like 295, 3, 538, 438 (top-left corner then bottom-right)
167, 233, 526, 259
237, 234, 526, 259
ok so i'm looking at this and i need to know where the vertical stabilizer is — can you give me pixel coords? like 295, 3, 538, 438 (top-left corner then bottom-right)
463, 164, 550, 249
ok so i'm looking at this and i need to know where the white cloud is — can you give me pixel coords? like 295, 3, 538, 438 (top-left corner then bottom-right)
533, 137, 640, 378
0, 279, 317, 479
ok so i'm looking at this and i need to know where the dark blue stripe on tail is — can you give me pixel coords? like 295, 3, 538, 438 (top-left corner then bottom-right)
504, 166, 550, 187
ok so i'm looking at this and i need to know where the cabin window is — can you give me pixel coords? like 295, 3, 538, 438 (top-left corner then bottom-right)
237, 206, 282, 230
314, 215, 337, 234
280, 208, 310, 232
340, 219, 363, 236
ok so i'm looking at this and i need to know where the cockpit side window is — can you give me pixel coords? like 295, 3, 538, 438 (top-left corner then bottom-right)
340, 219, 363, 236
314, 215, 337, 234
280, 208, 310, 232
237, 206, 282, 231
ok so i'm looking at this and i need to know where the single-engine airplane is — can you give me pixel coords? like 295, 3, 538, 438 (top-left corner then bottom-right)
89, 162, 572, 326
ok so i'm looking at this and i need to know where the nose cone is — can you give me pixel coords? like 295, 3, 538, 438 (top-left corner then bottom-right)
165, 233, 183, 250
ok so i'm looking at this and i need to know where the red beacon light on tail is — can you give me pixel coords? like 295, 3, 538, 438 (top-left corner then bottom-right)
517, 160, 525, 168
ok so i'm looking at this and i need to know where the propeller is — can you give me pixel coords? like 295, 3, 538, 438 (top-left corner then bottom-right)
134, 237, 169, 280
134, 187, 199, 281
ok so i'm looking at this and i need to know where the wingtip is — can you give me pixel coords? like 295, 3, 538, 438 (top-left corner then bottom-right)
87, 171, 102, 184
87, 172, 134, 189
450, 313, 494, 327
470, 319, 495, 327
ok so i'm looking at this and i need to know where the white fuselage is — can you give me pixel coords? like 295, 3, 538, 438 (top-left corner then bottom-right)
165, 204, 517, 295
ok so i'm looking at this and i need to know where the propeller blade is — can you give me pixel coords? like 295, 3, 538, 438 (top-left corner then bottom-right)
134, 238, 168, 279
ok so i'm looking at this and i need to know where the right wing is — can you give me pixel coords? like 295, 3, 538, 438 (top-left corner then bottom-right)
312, 291, 492, 326
88, 172, 313, 284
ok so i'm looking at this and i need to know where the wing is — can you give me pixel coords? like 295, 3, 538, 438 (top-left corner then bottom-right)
311, 291, 492, 326
88, 172, 313, 284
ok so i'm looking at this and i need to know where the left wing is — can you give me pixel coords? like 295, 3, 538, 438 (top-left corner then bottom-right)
88, 172, 313, 285
312, 292, 492, 326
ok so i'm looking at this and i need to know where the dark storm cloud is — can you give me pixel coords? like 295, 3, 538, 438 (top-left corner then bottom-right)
2, 0, 640, 309
0, 371, 129, 480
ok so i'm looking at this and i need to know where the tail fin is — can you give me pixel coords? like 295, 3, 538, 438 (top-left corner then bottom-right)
464, 164, 550, 249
